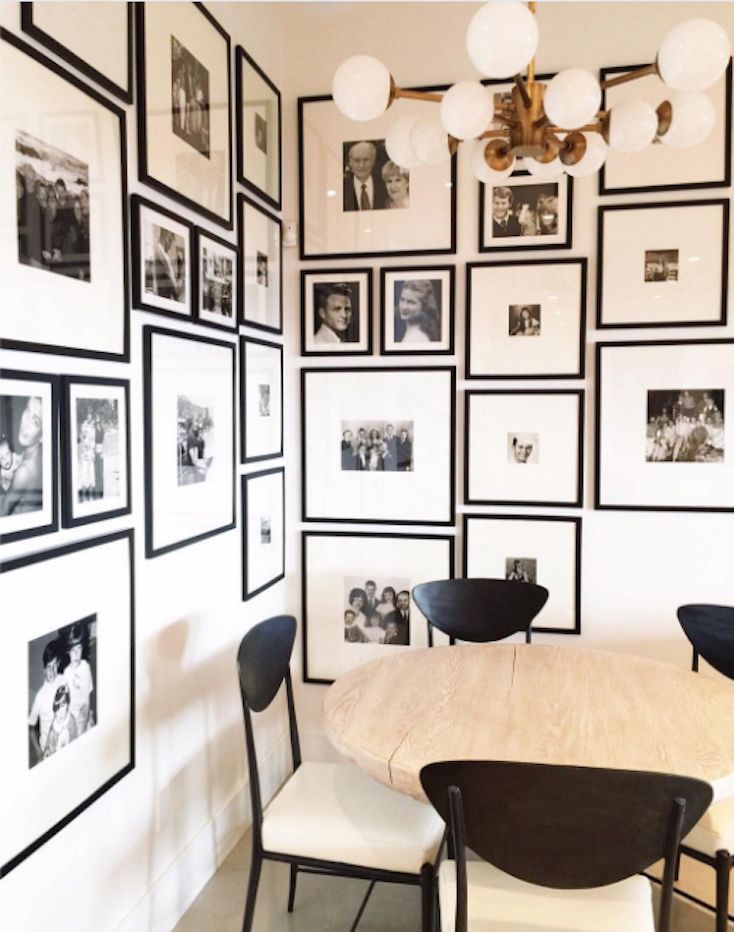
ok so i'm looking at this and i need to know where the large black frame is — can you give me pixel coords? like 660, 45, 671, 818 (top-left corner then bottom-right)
238, 193, 283, 334
240, 334, 284, 464
380, 264, 456, 357
192, 226, 239, 332
300, 267, 373, 357
235, 45, 282, 211
241, 467, 285, 601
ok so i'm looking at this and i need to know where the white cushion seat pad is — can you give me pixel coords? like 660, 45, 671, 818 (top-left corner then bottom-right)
261, 762, 444, 874
683, 796, 734, 857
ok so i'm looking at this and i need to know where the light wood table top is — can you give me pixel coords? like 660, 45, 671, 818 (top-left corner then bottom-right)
323, 644, 734, 802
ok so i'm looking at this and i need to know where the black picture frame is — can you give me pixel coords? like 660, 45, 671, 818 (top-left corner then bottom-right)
192, 226, 239, 331
238, 193, 283, 334
301, 267, 373, 357
235, 45, 282, 211
241, 466, 285, 601
380, 265, 456, 356
240, 335, 284, 464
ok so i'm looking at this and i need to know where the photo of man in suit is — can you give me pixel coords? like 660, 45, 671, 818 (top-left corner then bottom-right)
343, 140, 389, 212
491, 186, 521, 237
314, 282, 356, 344
384, 590, 410, 645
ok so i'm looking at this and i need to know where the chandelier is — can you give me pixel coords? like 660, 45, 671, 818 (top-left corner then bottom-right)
331, 2, 731, 181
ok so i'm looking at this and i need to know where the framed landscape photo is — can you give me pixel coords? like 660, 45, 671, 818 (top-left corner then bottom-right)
238, 193, 282, 334
479, 170, 573, 252
242, 467, 285, 601
463, 515, 581, 634
236, 46, 281, 210
131, 195, 193, 320
302, 367, 456, 525
381, 266, 455, 355
465, 390, 584, 507
193, 227, 238, 331
241, 336, 283, 463
595, 339, 734, 512
298, 91, 457, 259
301, 268, 372, 356
136, 3, 232, 228
0, 529, 134, 878
302, 530, 455, 683
1, 28, 128, 360
597, 200, 729, 329
60, 376, 131, 528
467, 259, 587, 379
143, 326, 236, 558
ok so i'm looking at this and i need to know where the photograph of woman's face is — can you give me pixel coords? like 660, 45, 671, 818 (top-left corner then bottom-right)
399, 286, 422, 321
537, 195, 558, 235
385, 171, 408, 204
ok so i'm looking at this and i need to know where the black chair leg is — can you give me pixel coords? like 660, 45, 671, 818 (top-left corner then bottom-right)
287, 863, 298, 913
242, 851, 262, 932
715, 850, 730, 932
420, 863, 435, 932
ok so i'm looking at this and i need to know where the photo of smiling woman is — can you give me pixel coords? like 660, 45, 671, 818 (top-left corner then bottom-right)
313, 281, 360, 344
393, 278, 441, 344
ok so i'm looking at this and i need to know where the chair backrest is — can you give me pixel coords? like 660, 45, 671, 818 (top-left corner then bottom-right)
677, 604, 734, 680
412, 578, 549, 645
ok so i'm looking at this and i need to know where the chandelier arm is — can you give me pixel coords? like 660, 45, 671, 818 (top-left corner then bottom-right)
546, 122, 606, 135
391, 87, 444, 104
478, 129, 513, 140
599, 62, 658, 90
527, 1, 537, 83
513, 73, 532, 109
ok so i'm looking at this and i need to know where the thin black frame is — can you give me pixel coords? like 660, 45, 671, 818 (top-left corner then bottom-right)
598, 61, 733, 196
21, 1, 134, 104
594, 338, 734, 513
380, 265, 456, 357
237, 192, 283, 334
235, 45, 282, 211
0, 369, 59, 545
240, 334, 284, 464
302, 529, 457, 685
143, 325, 237, 558
0, 28, 130, 362
135, 2, 233, 229
466, 258, 587, 379
462, 514, 582, 636
0, 527, 136, 878
301, 366, 457, 527
300, 267, 374, 357
192, 226, 239, 332
60, 376, 132, 528
596, 199, 729, 330
464, 389, 585, 508
241, 466, 285, 601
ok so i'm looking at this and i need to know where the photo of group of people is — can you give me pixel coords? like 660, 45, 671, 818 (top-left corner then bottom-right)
490, 182, 559, 239
0, 393, 43, 518
509, 304, 541, 337
177, 395, 214, 484
145, 222, 187, 304
201, 245, 233, 319
508, 432, 539, 464
344, 577, 411, 645
340, 421, 413, 472
312, 281, 360, 345
392, 279, 442, 344
505, 557, 537, 584
171, 35, 210, 158
343, 139, 409, 212
75, 398, 120, 503
646, 389, 725, 463
644, 249, 679, 282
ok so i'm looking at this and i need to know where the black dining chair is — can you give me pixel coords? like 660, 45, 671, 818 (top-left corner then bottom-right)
412, 578, 549, 647
677, 603, 734, 932
237, 615, 444, 932
420, 759, 713, 932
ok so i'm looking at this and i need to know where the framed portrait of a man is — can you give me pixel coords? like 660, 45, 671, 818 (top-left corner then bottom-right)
131, 195, 194, 320
301, 269, 372, 356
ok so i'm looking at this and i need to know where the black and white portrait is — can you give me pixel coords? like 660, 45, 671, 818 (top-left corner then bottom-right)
313, 281, 360, 345
145, 222, 186, 303
646, 389, 724, 463
258, 384, 271, 418
177, 395, 214, 484
256, 251, 268, 287
171, 35, 210, 158
254, 112, 267, 155
509, 304, 541, 337
393, 279, 442, 344
645, 249, 679, 282
201, 245, 233, 319
74, 398, 119, 503
505, 557, 537, 584
343, 139, 409, 212
344, 576, 411, 645
0, 393, 44, 517
260, 517, 271, 544
16, 129, 90, 282
340, 420, 413, 472
508, 432, 539, 464
491, 182, 558, 238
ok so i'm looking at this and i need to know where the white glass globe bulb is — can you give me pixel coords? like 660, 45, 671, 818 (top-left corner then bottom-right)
658, 19, 731, 92
524, 156, 565, 179
660, 92, 716, 148
607, 98, 658, 152
470, 139, 515, 183
385, 116, 422, 168
332, 55, 392, 121
565, 133, 608, 177
440, 81, 495, 140
543, 69, 602, 129
467, 2, 539, 78
409, 117, 451, 164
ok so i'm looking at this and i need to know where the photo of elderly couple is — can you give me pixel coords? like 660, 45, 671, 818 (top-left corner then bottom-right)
340, 421, 413, 471
344, 577, 411, 645
343, 139, 409, 212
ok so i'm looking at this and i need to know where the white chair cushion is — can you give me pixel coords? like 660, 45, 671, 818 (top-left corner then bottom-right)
438, 859, 655, 931
683, 796, 734, 858
261, 762, 444, 874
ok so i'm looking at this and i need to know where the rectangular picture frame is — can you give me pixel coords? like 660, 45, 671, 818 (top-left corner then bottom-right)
193, 226, 239, 331
241, 467, 285, 601
238, 193, 282, 334
479, 170, 573, 253
380, 266, 455, 356
240, 335, 283, 463
301, 268, 373, 356
236, 46, 282, 210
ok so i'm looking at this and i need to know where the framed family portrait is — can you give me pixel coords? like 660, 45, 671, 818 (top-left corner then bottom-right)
238, 193, 282, 333
241, 467, 285, 601
136, 3, 232, 228
0, 370, 58, 545
465, 390, 584, 507
479, 170, 573, 252
466, 259, 587, 378
0, 529, 134, 878
597, 200, 729, 329
193, 227, 238, 331
595, 339, 734, 512
60, 376, 131, 528
131, 195, 193, 320
301, 367, 456, 525
301, 268, 372, 356
463, 515, 581, 635
240, 336, 283, 463
380, 266, 455, 355
302, 530, 455, 683
298, 91, 457, 259
236, 46, 281, 210
143, 326, 236, 558
1, 29, 128, 360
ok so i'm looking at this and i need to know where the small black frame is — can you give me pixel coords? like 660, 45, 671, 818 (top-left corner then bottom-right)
192, 226, 239, 331
241, 466, 285, 601
238, 192, 283, 334
380, 265, 456, 356
235, 45, 282, 211
300, 267, 374, 357
240, 334, 284, 464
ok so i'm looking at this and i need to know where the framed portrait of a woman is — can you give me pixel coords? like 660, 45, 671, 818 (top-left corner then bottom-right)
380, 266, 455, 355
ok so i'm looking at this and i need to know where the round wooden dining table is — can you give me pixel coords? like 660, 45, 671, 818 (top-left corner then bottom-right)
323, 644, 734, 802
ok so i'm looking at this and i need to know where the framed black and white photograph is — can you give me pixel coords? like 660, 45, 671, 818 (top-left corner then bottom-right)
0, 370, 58, 545
131, 195, 193, 320
241, 336, 283, 463
193, 227, 238, 331
0, 529, 134, 878
596, 339, 734, 512
236, 46, 282, 210
1, 29, 128, 360
463, 515, 581, 634
60, 377, 131, 528
238, 193, 282, 333
597, 200, 729, 329
136, 3, 232, 228
465, 390, 584, 507
467, 259, 587, 379
242, 467, 285, 601
479, 170, 573, 252
302, 367, 456, 525
301, 269, 372, 356
298, 92, 457, 259
302, 531, 454, 683
143, 326, 236, 558
381, 266, 455, 355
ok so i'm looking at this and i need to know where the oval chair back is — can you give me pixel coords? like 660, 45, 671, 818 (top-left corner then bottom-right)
677, 603, 734, 680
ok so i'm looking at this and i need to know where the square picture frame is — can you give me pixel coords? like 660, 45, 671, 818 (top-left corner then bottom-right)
242, 467, 285, 601
479, 170, 573, 252
380, 266, 455, 356
240, 336, 283, 463
238, 193, 282, 334
193, 227, 238, 331
301, 268, 373, 356
131, 195, 194, 321
236, 46, 282, 210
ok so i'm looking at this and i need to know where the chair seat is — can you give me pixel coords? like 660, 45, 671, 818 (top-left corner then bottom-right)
683, 796, 734, 857
262, 761, 444, 874
438, 860, 655, 931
